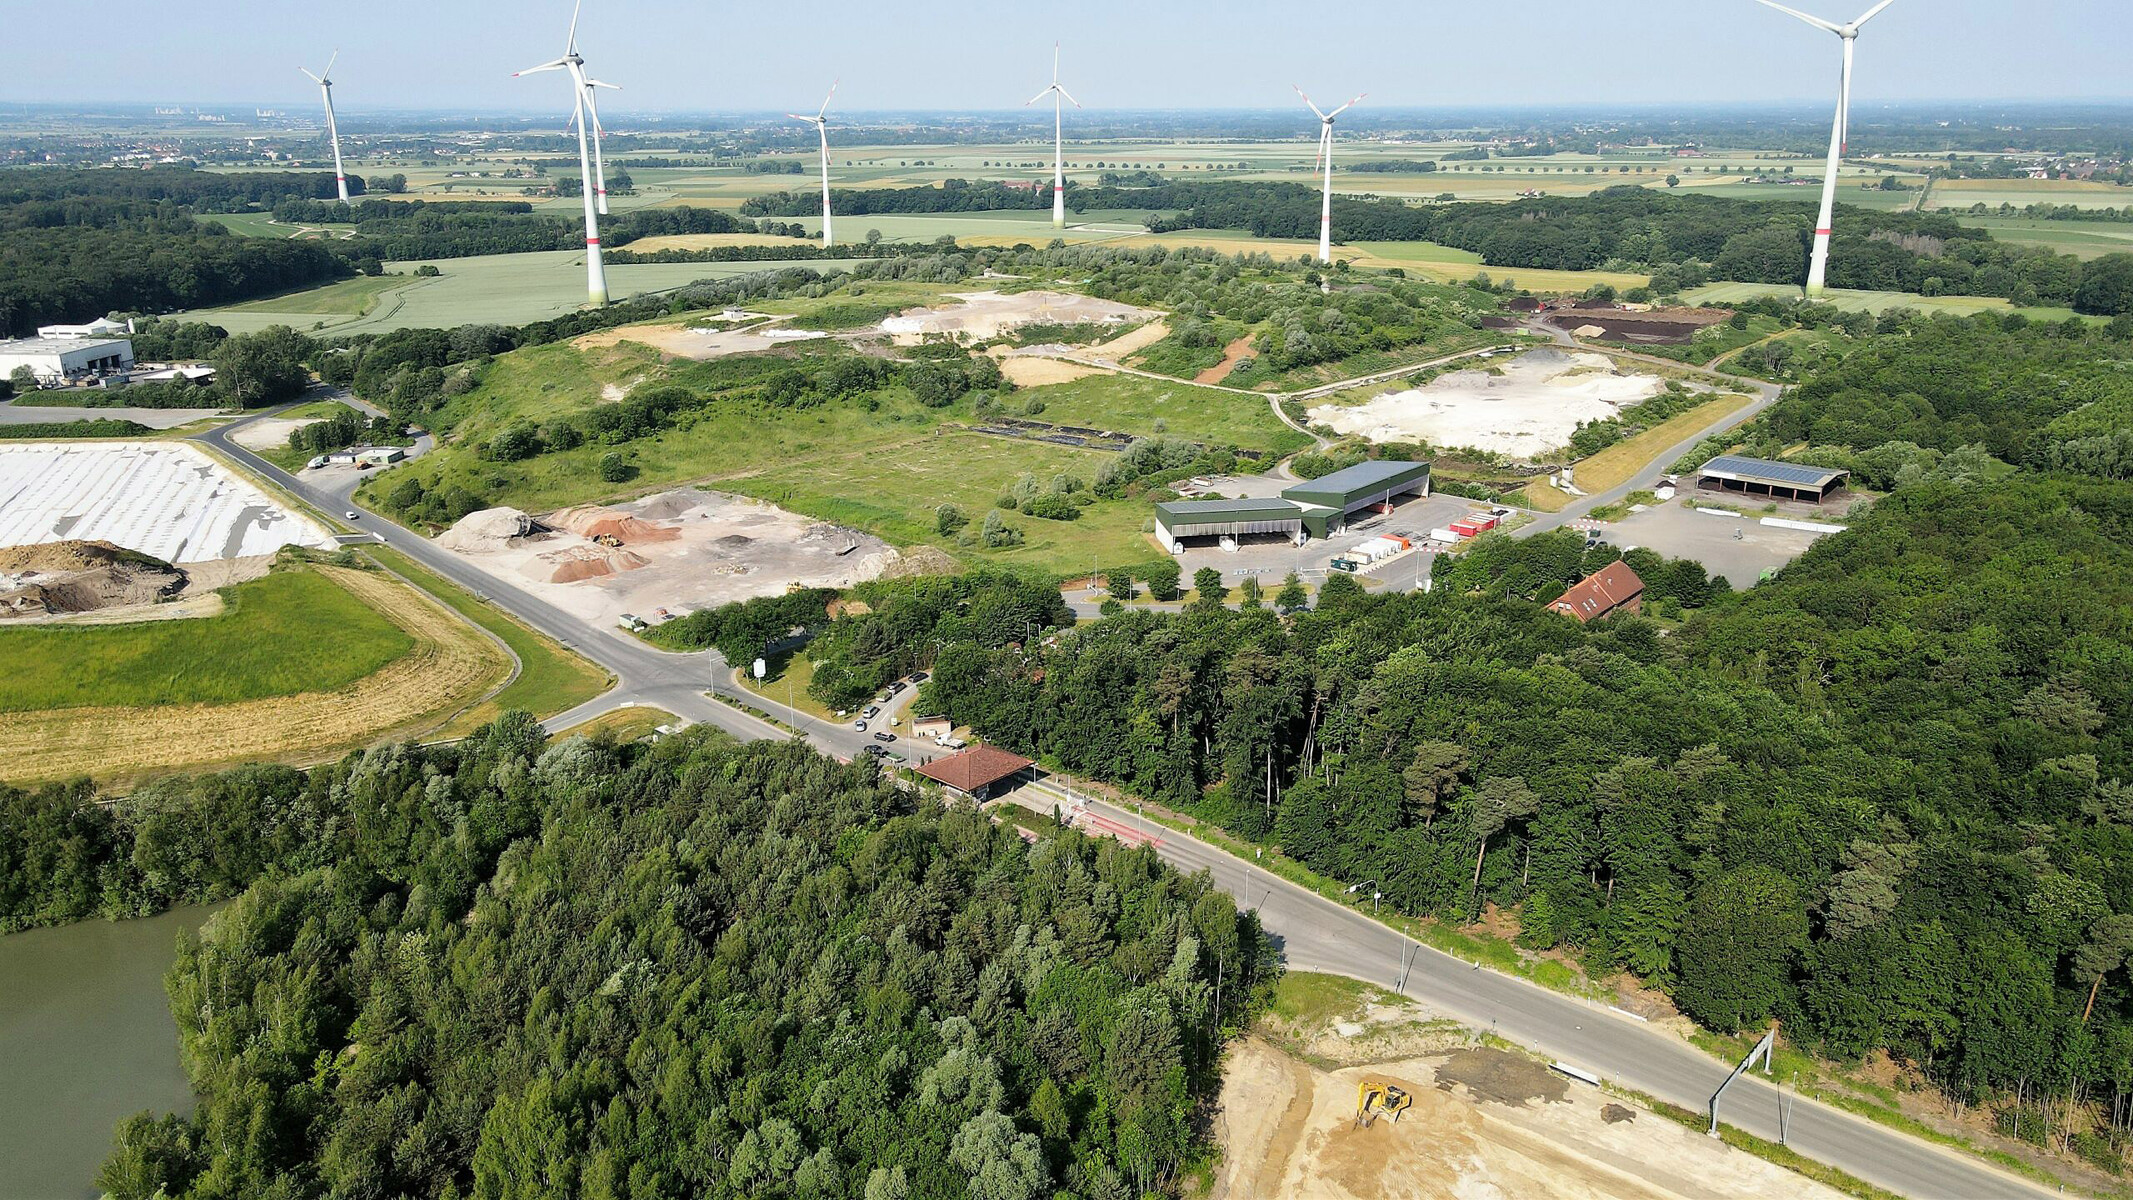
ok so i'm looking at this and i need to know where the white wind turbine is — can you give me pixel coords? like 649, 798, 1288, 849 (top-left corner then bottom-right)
579, 75, 621, 216
299, 52, 349, 204
1296, 85, 1365, 264
788, 81, 838, 247
514, 0, 608, 306
1754, 0, 1898, 295
1026, 44, 1081, 229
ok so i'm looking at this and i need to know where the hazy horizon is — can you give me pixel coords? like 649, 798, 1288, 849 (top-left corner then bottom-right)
7, 0, 2129, 117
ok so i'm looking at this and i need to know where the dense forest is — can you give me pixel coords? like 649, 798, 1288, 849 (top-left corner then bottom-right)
0, 167, 367, 334
727, 311, 2133, 1162
2, 720, 1269, 1199
742, 179, 1054, 218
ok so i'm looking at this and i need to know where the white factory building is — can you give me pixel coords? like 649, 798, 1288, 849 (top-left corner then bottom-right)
0, 319, 136, 386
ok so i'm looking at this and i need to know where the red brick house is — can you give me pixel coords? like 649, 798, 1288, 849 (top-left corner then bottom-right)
1548, 561, 1646, 623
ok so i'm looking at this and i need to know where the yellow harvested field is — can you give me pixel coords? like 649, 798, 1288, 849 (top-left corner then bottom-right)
994, 355, 1106, 387
2, 566, 510, 784
1089, 318, 1171, 359
622, 231, 817, 252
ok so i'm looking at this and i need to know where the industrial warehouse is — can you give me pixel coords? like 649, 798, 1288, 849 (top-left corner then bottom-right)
1155, 459, 1432, 551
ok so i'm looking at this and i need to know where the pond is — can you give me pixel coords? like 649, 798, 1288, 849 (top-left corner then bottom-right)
0, 905, 216, 1199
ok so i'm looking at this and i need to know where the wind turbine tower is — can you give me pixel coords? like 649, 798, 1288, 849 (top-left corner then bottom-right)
1296, 86, 1365, 264
299, 52, 349, 204
515, 0, 609, 306
1754, 0, 1897, 295
789, 82, 839, 247
581, 75, 620, 216
1026, 44, 1081, 229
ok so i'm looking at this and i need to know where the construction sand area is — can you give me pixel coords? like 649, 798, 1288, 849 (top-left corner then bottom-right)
1215, 1038, 1845, 1200
575, 319, 830, 361
1309, 349, 1672, 459
879, 290, 1159, 345
0, 443, 331, 564
437, 488, 898, 628
1217, 978, 1845, 1200
231, 415, 328, 451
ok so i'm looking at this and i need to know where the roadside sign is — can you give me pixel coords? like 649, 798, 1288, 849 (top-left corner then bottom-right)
752, 658, 767, 680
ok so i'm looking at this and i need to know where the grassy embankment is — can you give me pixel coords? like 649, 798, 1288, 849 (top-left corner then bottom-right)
364, 546, 613, 737
1523, 393, 1759, 512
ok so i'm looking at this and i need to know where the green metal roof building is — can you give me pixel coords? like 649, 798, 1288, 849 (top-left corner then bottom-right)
1279, 459, 1432, 537
1153, 497, 1304, 550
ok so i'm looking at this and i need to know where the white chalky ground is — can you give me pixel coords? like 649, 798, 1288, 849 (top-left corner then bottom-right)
0, 443, 331, 563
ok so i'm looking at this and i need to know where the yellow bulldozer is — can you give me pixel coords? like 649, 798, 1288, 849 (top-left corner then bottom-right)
1354, 1076, 1413, 1128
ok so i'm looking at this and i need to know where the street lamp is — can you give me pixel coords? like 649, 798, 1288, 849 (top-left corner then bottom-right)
1346, 879, 1383, 915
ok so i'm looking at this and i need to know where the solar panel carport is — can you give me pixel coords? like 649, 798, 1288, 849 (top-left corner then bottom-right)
1697, 455, 1849, 502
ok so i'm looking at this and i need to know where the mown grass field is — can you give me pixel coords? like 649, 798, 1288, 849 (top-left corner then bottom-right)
0, 566, 410, 712
176, 252, 871, 336
1011, 373, 1309, 451
554, 705, 679, 742
1928, 177, 2133, 211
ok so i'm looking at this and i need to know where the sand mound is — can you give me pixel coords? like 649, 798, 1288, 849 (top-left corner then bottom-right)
525, 545, 651, 584
548, 504, 682, 546
635, 490, 709, 520
1310, 348, 1667, 458
799, 524, 862, 556
437, 508, 554, 553
877, 546, 959, 580
0, 540, 187, 618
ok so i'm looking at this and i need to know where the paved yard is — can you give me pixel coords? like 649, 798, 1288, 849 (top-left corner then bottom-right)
1600, 501, 1838, 588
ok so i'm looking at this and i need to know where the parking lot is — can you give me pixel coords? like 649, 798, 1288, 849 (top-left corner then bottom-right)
1599, 501, 1837, 587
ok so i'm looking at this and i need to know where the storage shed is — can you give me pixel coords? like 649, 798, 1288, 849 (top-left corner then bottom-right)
1153, 497, 1303, 551
1279, 460, 1432, 537
1697, 455, 1848, 503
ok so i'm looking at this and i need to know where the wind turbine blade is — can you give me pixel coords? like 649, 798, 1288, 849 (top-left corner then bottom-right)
819, 79, 838, 119
1753, 0, 1844, 34
514, 59, 569, 77
1327, 92, 1367, 119
1852, 0, 1896, 27
1313, 125, 1327, 174
1053, 42, 1060, 85
787, 114, 817, 123
300, 67, 323, 85
587, 78, 620, 90
1056, 85, 1081, 109
1026, 86, 1054, 107
1293, 85, 1328, 121
323, 49, 338, 80
566, 0, 584, 52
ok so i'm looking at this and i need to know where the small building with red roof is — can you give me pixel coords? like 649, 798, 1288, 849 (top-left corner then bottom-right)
1548, 561, 1646, 624
914, 744, 1034, 800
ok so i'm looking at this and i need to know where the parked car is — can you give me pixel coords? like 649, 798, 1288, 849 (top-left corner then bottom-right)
873, 732, 896, 742
852, 720, 868, 732
888, 682, 907, 696
910, 672, 929, 683
863, 705, 880, 718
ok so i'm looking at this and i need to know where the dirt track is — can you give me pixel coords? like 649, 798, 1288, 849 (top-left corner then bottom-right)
1, 566, 509, 783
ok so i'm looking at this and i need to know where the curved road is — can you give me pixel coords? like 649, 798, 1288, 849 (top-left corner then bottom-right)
195, 403, 2049, 1200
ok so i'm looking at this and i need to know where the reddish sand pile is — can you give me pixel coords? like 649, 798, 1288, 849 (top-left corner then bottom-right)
548, 504, 682, 545
523, 545, 651, 584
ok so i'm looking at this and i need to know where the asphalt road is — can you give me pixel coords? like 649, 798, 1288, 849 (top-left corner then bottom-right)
194, 404, 2051, 1200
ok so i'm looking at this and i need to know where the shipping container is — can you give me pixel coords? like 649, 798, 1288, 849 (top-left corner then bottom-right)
1430, 527, 1468, 543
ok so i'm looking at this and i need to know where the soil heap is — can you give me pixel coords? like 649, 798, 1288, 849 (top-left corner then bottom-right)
0, 540, 187, 618
436, 508, 555, 553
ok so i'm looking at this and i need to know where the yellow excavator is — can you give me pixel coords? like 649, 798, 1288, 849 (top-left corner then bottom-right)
1354, 1076, 1413, 1128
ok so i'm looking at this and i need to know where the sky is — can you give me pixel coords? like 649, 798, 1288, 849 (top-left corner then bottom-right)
8, 0, 2131, 116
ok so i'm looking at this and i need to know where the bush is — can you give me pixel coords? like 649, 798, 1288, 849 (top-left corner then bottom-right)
598, 451, 633, 483
1141, 557, 1182, 601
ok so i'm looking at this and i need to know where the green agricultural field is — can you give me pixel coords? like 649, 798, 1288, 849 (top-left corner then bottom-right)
0, 566, 412, 712
199, 211, 356, 239
1953, 216, 2133, 260
176, 251, 871, 335
219, 273, 406, 316
1929, 177, 2133, 211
